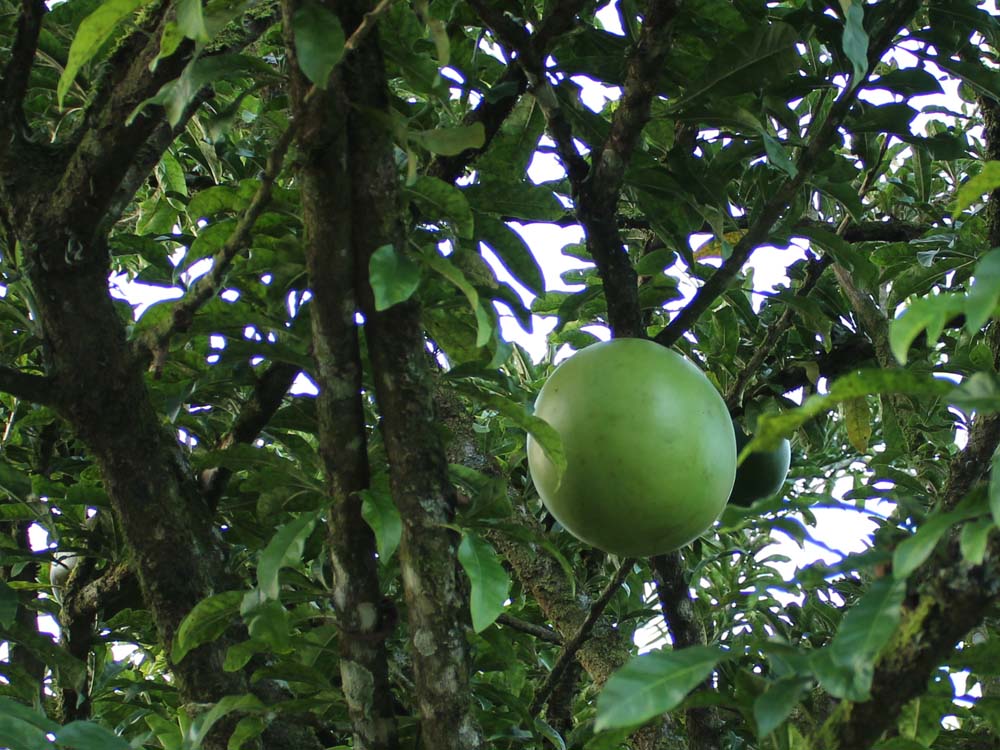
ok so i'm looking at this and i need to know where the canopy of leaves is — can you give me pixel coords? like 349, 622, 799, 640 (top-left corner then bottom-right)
2, 1, 1000, 750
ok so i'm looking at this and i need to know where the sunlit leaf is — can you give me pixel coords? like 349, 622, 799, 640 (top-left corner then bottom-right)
361, 488, 403, 561
754, 676, 811, 737
409, 123, 486, 156
953, 161, 1000, 217
842, 0, 869, 84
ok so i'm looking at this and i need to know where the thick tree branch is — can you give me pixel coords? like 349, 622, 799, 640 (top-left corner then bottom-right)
0, 365, 57, 407
338, 9, 482, 746
655, 0, 924, 347
0, 0, 46, 136
282, 1, 400, 744
577, 0, 679, 337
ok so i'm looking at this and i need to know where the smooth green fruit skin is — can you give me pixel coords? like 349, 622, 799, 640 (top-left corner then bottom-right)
526, 339, 736, 557
728, 421, 791, 507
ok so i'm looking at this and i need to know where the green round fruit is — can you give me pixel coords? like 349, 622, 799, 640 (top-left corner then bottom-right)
728, 421, 791, 507
526, 338, 736, 557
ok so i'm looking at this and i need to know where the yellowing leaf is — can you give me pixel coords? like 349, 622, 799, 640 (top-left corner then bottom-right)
694, 230, 747, 260
841, 397, 871, 453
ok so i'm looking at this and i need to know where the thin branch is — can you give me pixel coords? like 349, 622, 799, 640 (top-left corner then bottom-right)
0, 0, 46, 135
655, 0, 924, 348
529, 559, 633, 716
577, 0, 680, 338
200, 361, 300, 507
0, 365, 57, 406
139, 122, 298, 357
496, 613, 563, 644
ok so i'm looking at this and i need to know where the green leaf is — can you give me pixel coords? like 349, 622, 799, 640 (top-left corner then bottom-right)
132, 54, 279, 127
960, 517, 994, 565
830, 577, 907, 668
172, 590, 243, 663
0, 711, 50, 750
421, 249, 493, 347
953, 161, 1000, 217
451, 383, 566, 487
841, 397, 871, 453
188, 186, 245, 219
369, 245, 422, 311
56, 721, 133, 750
754, 676, 811, 737
360, 488, 402, 561
405, 176, 475, 238
292, 0, 345, 88
966, 248, 1000, 332
680, 22, 799, 104
750, 370, 956, 452
184, 694, 265, 750
889, 293, 965, 364
842, 0, 869, 84
991, 445, 1000, 526
228, 716, 266, 750
0, 697, 59, 734
476, 216, 545, 296
595, 646, 726, 731
893, 505, 984, 579
258, 510, 321, 600
763, 134, 797, 177
634, 249, 677, 276
58, 0, 152, 107
409, 123, 486, 156
464, 181, 566, 222
457, 532, 510, 632
176, 0, 209, 43
0, 578, 16, 628
244, 598, 291, 653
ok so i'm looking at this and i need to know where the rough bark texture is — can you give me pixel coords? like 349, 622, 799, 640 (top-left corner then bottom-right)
283, 1, 399, 745
330, 4, 483, 746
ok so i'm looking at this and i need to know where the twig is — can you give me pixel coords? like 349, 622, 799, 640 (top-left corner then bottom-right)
655, 0, 924, 348
725, 136, 889, 410
140, 122, 298, 357
529, 559, 633, 715
200, 361, 300, 507
497, 613, 563, 644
